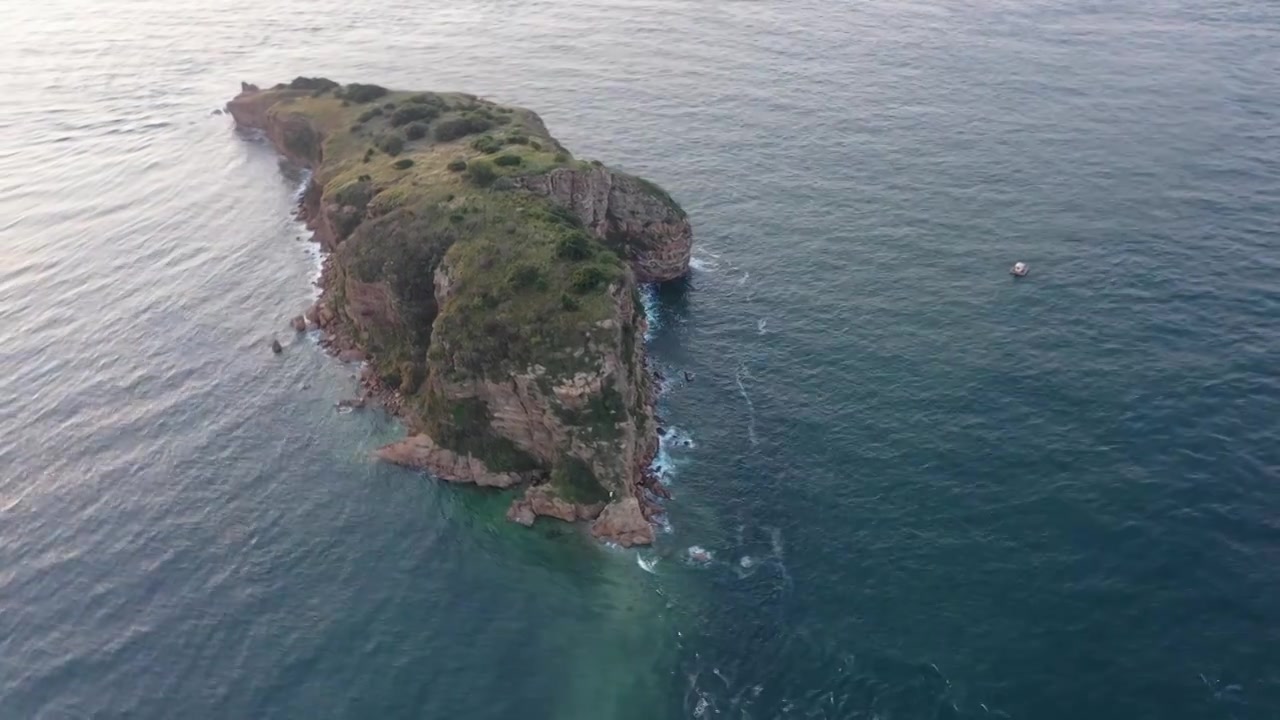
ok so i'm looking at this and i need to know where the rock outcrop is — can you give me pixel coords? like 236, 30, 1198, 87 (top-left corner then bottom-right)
514, 167, 693, 283
228, 78, 689, 545
376, 434, 530, 488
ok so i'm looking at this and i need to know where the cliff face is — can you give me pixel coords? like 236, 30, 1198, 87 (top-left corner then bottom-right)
227, 79, 688, 545
514, 167, 693, 283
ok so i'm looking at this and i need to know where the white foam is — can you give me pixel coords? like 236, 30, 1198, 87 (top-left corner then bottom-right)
687, 545, 713, 563
757, 318, 767, 334
640, 284, 661, 341
735, 362, 759, 446
689, 255, 719, 273
636, 553, 659, 574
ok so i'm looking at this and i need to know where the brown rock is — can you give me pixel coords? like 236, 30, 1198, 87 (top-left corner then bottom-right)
337, 348, 366, 363
305, 303, 321, 327
270, 339, 283, 354
506, 502, 536, 527
590, 498, 655, 547
375, 434, 526, 488
506, 487, 609, 528
290, 315, 307, 332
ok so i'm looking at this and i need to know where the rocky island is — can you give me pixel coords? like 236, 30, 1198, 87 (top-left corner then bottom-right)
227, 78, 692, 546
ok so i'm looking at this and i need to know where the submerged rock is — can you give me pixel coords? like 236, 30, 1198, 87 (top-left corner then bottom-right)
270, 338, 283, 354
290, 315, 307, 332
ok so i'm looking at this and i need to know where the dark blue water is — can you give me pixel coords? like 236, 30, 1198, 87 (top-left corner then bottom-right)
2, 1, 1279, 717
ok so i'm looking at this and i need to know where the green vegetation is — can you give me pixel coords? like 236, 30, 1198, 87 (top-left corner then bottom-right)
471, 135, 503, 154
391, 104, 439, 127
434, 116, 493, 142
446, 159, 467, 172
466, 160, 497, 187
339, 83, 388, 103
392, 158, 414, 170
376, 133, 404, 156
493, 154, 521, 167
424, 395, 540, 473
404, 122, 429, 141
549, 456, 610, 504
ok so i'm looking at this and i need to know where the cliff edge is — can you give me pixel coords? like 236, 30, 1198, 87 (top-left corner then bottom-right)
227, 78, 692, 546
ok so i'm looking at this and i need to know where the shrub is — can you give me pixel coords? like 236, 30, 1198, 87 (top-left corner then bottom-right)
559, 293, 579, 311
404, 122, 429, 141
376, 134, 405, 156
392, 158, 414, 170
382, 102, 396, 110
332, 179, 374, 208
553, 151, 570, 163
466, 160, 497, 187
569, 265, 611, 294
506, 264, 545, 290
470, 135, 503, 154
530, 141, 542, 151
434, 116, 493, 142
493, 154, 521, 167
390, 105, 439, 127
446, 159, 467, 172
357, 107, 382, 122
363, 147, 375, 162
505, 134, 529, 145
406, 93, 443, 106
341, 83, 388, 103
286, 76, 339, 92
555, 232, 593, 260
491, 177, 515, 191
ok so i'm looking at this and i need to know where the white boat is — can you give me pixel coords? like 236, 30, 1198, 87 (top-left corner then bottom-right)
1010, 261, 1029, 277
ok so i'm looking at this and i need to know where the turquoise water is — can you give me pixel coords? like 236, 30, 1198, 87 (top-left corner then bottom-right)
3, 0, 1279, 717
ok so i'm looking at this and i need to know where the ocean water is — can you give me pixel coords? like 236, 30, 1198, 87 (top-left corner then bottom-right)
2, 0, 1279, 717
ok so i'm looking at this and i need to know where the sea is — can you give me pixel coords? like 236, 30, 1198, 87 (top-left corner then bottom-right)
2, 0, 1278, 718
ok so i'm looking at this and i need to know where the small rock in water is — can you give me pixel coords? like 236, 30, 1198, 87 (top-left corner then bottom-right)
290, 315, 307, 332
270, 339, 283, 354
211, 108, 224, 116
656, 425, 667, 436
687, 545, 712, 563
683, 371, 695, 382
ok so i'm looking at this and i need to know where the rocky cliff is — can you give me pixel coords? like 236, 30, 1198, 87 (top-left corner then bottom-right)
227, 78, 691, 545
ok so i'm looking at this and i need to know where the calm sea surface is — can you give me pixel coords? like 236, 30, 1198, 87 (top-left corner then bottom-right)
2, 1, 1279, 717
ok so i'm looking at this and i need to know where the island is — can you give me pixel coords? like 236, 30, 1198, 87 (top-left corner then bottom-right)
227, 78, 693, 546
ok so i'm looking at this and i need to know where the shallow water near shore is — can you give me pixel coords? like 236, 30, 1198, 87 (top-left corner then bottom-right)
3, 1, 1280, 718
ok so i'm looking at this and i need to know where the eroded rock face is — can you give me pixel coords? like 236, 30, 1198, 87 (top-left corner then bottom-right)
375, 434, 530, 488
506, 485, 605, 526
590, 498, 655, 547
515, 167, 693, 283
